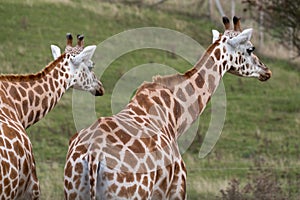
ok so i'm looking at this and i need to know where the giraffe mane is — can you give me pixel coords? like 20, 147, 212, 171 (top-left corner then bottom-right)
131, 73, 185, 98
152, 73, 186, 92
151, 40, 221, 92
0, 53, 66, 82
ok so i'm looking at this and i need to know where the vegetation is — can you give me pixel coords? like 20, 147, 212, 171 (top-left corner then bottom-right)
243, 0, 300, 58
0, 0, 299, 199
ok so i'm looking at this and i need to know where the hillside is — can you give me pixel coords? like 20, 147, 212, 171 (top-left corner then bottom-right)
1, 0, 299, 199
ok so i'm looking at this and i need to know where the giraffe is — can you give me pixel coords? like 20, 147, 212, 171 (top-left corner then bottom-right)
0, 34, 104, 200
64, 16, 272, 200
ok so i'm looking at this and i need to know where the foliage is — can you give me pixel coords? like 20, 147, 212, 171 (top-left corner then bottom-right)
218, 167, 285, 200
243, 0, 300, 58
217, 158, 300, 200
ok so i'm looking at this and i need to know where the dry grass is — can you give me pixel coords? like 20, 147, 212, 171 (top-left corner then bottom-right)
189, 177, 230, 196
37, 162, 64, 200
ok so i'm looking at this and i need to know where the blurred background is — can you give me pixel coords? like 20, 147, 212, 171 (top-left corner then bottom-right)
0, 0, 299, 199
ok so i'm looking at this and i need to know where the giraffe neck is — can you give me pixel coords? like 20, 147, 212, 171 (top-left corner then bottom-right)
180, 42, 228, 135
0, 53, 73, 129
153, 40, 229, 139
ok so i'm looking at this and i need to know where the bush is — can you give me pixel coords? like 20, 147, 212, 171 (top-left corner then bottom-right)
218, 162, 289, 200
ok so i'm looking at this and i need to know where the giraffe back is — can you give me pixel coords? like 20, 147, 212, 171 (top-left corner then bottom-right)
64, 82, 187, 199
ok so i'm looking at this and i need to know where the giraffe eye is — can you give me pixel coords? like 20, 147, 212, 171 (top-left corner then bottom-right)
87, 61, 95, 71
246, 46, 255, 55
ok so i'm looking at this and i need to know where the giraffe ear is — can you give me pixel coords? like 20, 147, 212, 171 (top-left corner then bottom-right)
71, 45, 97, 66
227, 28, 253, 48
51, 45, 61, 60
212, 30, 220, 43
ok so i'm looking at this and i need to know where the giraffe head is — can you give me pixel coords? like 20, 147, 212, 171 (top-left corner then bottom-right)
212, 16, 272, 81
51, 43, 104, 96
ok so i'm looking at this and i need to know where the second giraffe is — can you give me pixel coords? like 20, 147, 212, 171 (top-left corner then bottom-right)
64, 16, 272, 200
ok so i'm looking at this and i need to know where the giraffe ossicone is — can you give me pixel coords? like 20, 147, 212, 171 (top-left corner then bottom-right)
64, 17, 271, 200
0, 34, 104, 199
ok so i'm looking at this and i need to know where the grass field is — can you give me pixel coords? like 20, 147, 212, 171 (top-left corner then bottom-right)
1, 0, 300, 199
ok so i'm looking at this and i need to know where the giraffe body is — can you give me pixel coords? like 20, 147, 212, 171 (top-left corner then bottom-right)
0, 42, 104, 199
65, 83, 188, 199
64, 17, 272, 200
0, 106, 37, 199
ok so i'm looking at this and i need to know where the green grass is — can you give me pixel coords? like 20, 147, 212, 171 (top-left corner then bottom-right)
1, 0, 300, 199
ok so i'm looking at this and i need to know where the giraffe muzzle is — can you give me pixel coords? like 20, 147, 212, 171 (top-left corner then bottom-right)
94, 84, 105, 96
259, 69, 272, 81
95, 89, 104, 96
